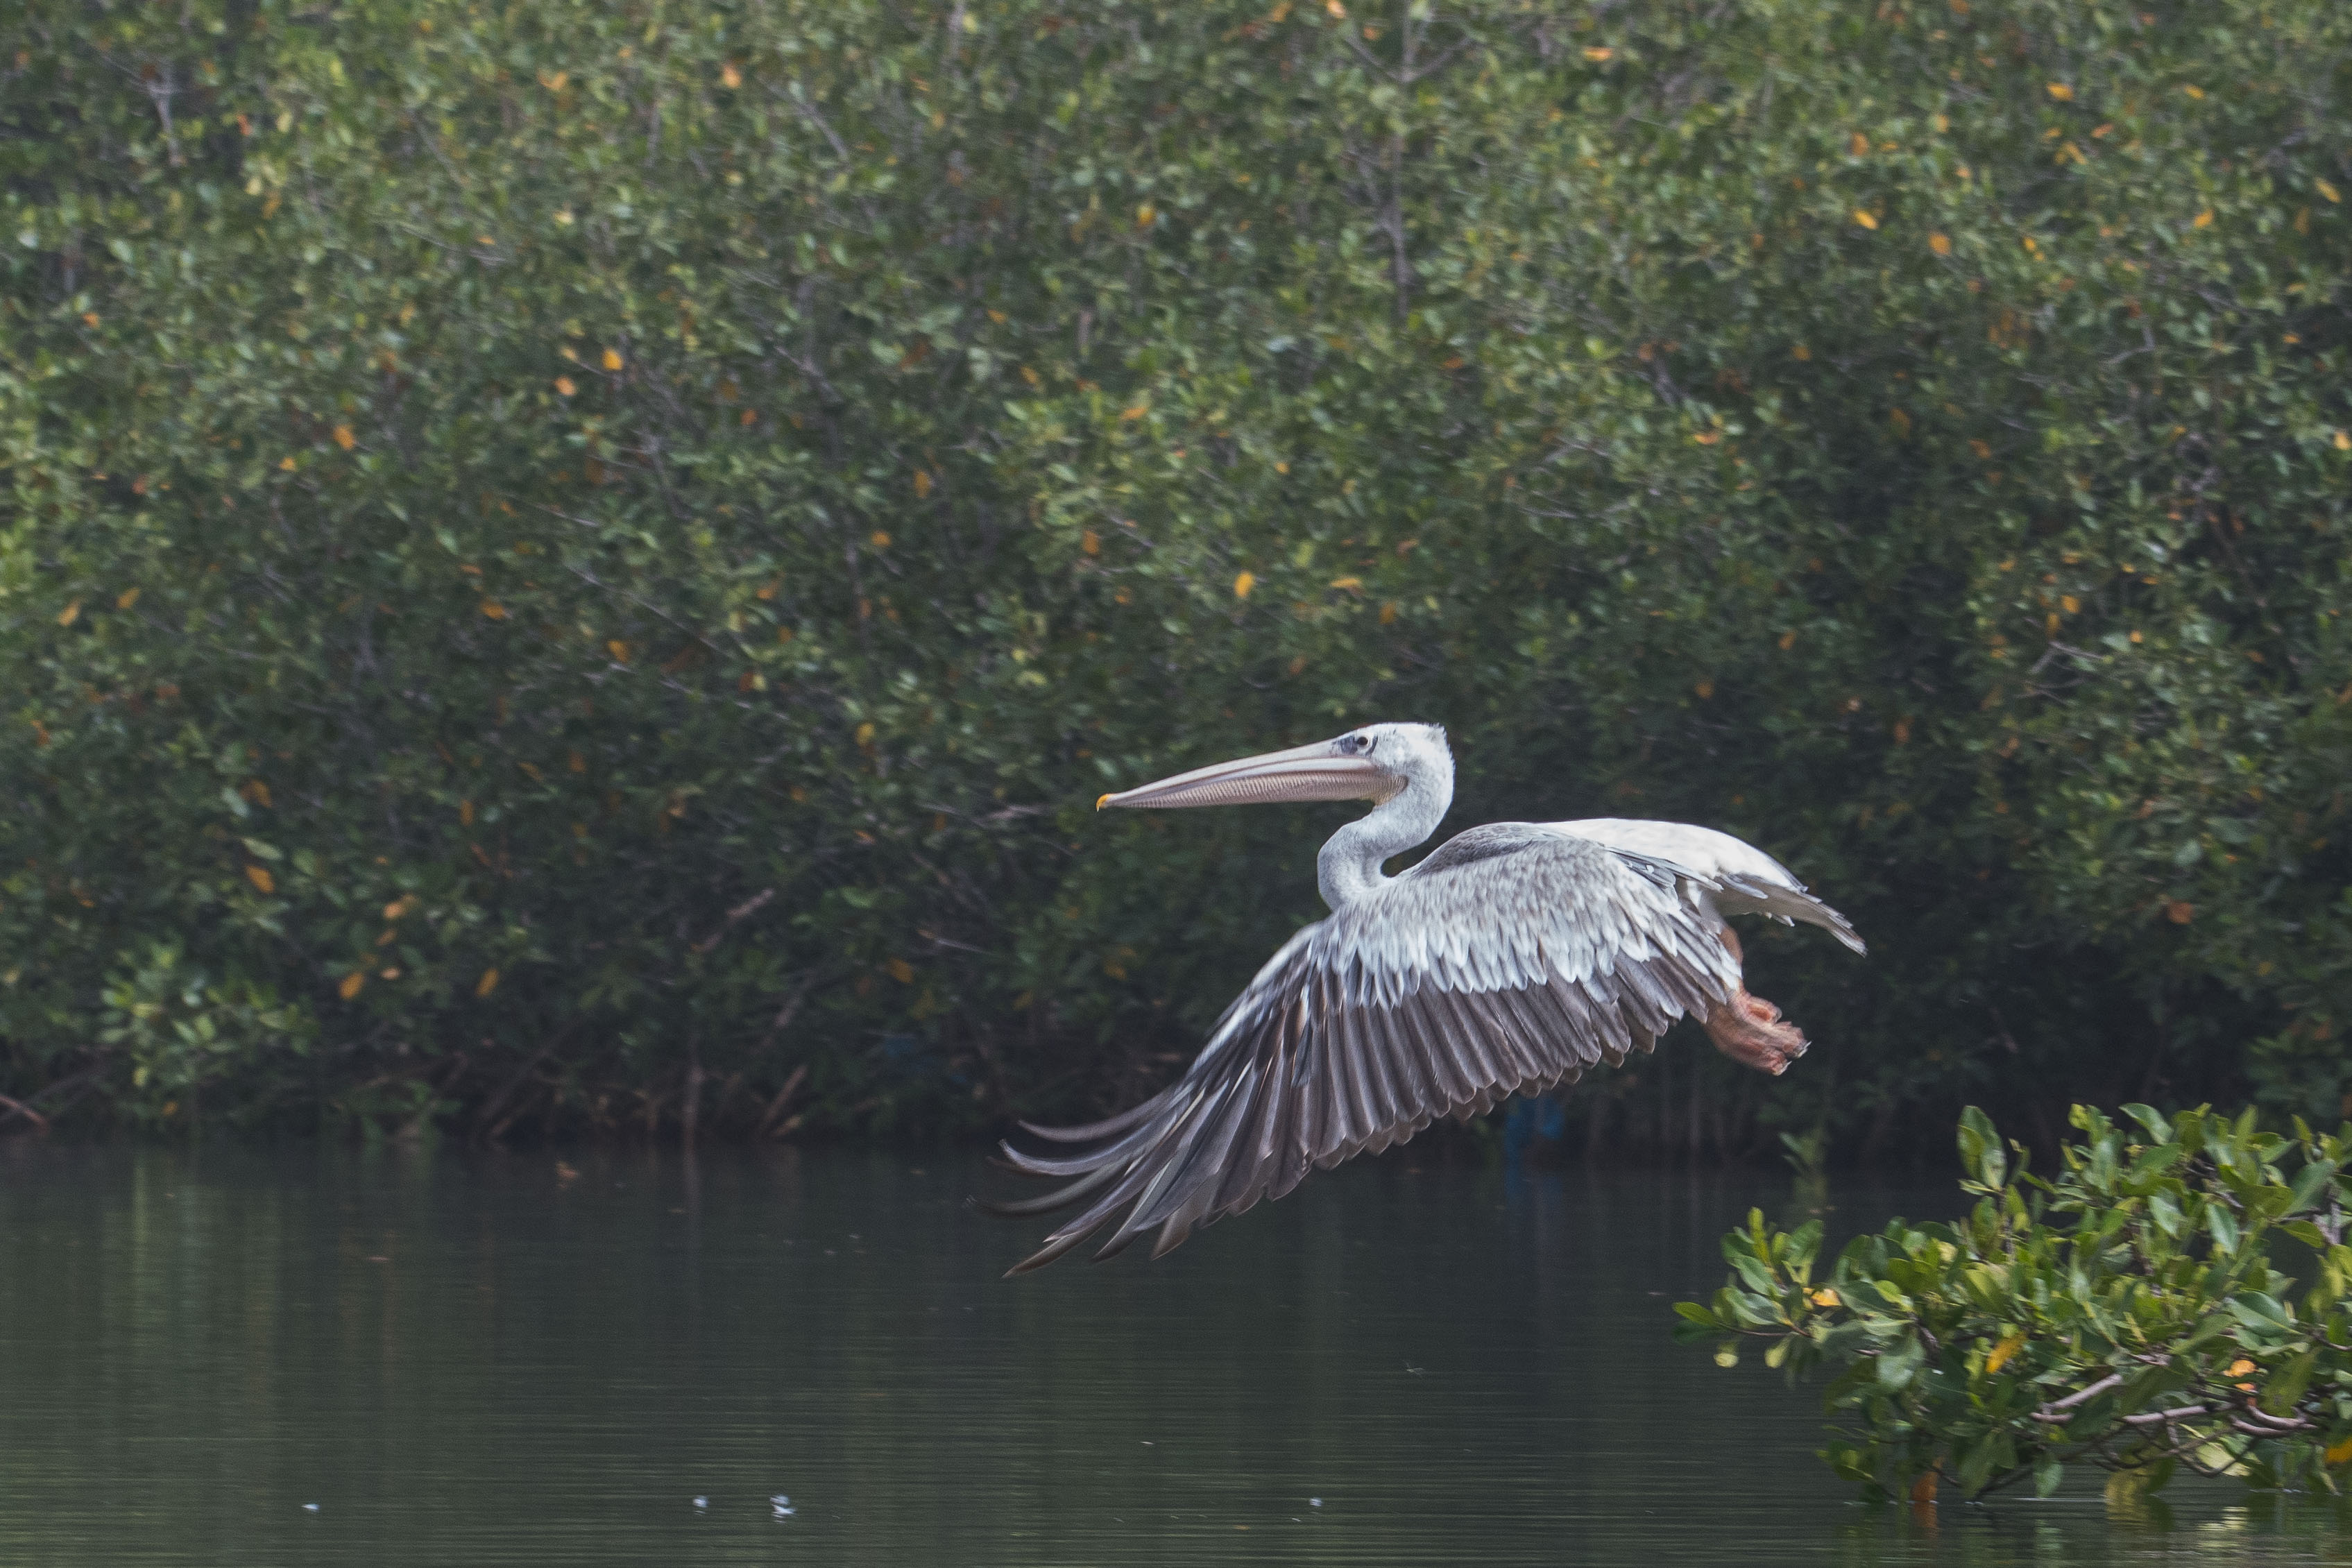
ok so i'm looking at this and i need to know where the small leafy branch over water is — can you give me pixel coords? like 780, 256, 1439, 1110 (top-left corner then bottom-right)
1678, 1106, 2352, 1501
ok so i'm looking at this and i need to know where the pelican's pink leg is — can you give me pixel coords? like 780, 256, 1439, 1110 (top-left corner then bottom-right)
1702, 926, 1809, 1075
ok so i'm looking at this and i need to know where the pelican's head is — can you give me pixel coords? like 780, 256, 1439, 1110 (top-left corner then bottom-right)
1096, 722, 1451, 812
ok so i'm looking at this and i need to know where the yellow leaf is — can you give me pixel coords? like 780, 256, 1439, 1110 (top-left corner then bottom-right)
339, 972, 364, 1000
280, 456, 297, 470
2045, 82, 2073, 101
1328, 575, 1363, 592
1791, 343, 1812, 361
554, 375, 577, 396
2320, 180, 2343, 205
1136, 203, 1156, 228
2167, 900, 2195, 924
1810, 1287, 1839, 1308
2192, 209, 2214, 229
2182, 84, 2204, 99
384, 894, 419, 921
1324, 0, 1345, 15
1852, 209, 1878, 230
720, 62, 741, 89
1848, 132, 1869, 156
1692, 429, 1721, 445
1694, 680, 1714, 699
912, 469, 932, 497
332, 425, 355, 451
855, 722, 876, 747
1583, 46, 1612, 62
1233, 570, 1256, 599
568, 750, 586, 773
1080, 529, 1100, 555
1889, 407, 1911, 436
1379, 601, 1398, 625
1986, 1332, 2026, 1374
2335, 430, 2350, 450
885, 957, 914, 984
606, 639, 631, 663
1929, 232, 1952, 257
2327, 1437, 2352, 1467
1779, 631, 1798, 649
1120, 404, 1148, 421
459, 799, 475, 826
476, 966, 500, 998
117, 588, 141, 610
245, 864, 275, 894
56, 599, 80, 628
480, 599, 505, 619
245, 779, 273, 808
2060, 595, 2079, 614
602, 348, 623, 370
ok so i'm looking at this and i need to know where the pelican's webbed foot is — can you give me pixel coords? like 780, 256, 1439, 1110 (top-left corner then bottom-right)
1703, 926, 1810, 1075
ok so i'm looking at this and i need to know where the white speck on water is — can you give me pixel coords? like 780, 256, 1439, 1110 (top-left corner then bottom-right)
772, 1493, 794, 1517
1309, 1498, 1322, 1507
302, 1503, 320, 1512
692, 1497, 708, 1509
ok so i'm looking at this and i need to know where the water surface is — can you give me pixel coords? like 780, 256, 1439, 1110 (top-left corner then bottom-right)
2, 1139, 2349, 1565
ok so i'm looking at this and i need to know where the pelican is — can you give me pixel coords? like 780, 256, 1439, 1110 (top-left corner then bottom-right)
990, 722, 1863, 1272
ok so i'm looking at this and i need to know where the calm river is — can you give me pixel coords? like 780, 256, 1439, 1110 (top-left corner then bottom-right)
2, 1139, 2349, 1565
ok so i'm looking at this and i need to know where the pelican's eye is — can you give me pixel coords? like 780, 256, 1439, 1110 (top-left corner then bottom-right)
1336, 732, 1372, 756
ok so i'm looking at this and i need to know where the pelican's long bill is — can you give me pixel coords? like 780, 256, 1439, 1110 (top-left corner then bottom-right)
1096, 737, 1393, 812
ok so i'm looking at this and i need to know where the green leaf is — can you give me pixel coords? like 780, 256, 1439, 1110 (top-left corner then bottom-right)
2263, 1347, 2317, 1415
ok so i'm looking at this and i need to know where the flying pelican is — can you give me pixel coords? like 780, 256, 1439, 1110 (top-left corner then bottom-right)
990, 722, 1863, 1272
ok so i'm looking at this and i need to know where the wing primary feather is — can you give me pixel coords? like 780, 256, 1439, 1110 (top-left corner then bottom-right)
975, 1157, 1130, 1217
1396, 994, 1467, 1109
1492, 984, 1562, 1083
1374, 998, 1442, 1122
1419, 987, 1487, 1109
1129, 1057, 1266, 1236
1017, 1093, 1168, 1144
1328, 1002, 1372, 1152
1542, 978, 1607, 1068
1356, 1006, 1408, 1132
1442, 987, 1511, 1094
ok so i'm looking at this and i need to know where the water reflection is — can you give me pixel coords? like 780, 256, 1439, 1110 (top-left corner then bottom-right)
0, 1139, 2348, 1565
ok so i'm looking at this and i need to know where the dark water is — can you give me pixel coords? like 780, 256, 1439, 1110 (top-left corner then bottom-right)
2, 1140, 2349, 1565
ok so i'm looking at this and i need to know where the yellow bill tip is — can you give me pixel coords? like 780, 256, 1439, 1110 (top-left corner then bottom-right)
1095, 793, 1111, 811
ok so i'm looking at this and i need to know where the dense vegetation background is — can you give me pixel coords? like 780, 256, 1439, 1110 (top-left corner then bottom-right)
1, 0, 2345, 1154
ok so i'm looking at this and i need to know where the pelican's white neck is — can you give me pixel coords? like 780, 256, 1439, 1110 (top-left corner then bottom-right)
1316, 746, 1453, 910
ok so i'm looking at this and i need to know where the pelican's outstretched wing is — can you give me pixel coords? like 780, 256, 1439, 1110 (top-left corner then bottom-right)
989, 825, 1759, 1272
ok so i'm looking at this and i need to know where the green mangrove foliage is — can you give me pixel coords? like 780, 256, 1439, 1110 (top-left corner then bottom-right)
1680, 1106, 2352, 1500
1, 0, 2347, 1136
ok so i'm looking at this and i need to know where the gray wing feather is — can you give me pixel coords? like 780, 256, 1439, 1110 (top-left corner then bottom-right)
990, 826, 1744, 1272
